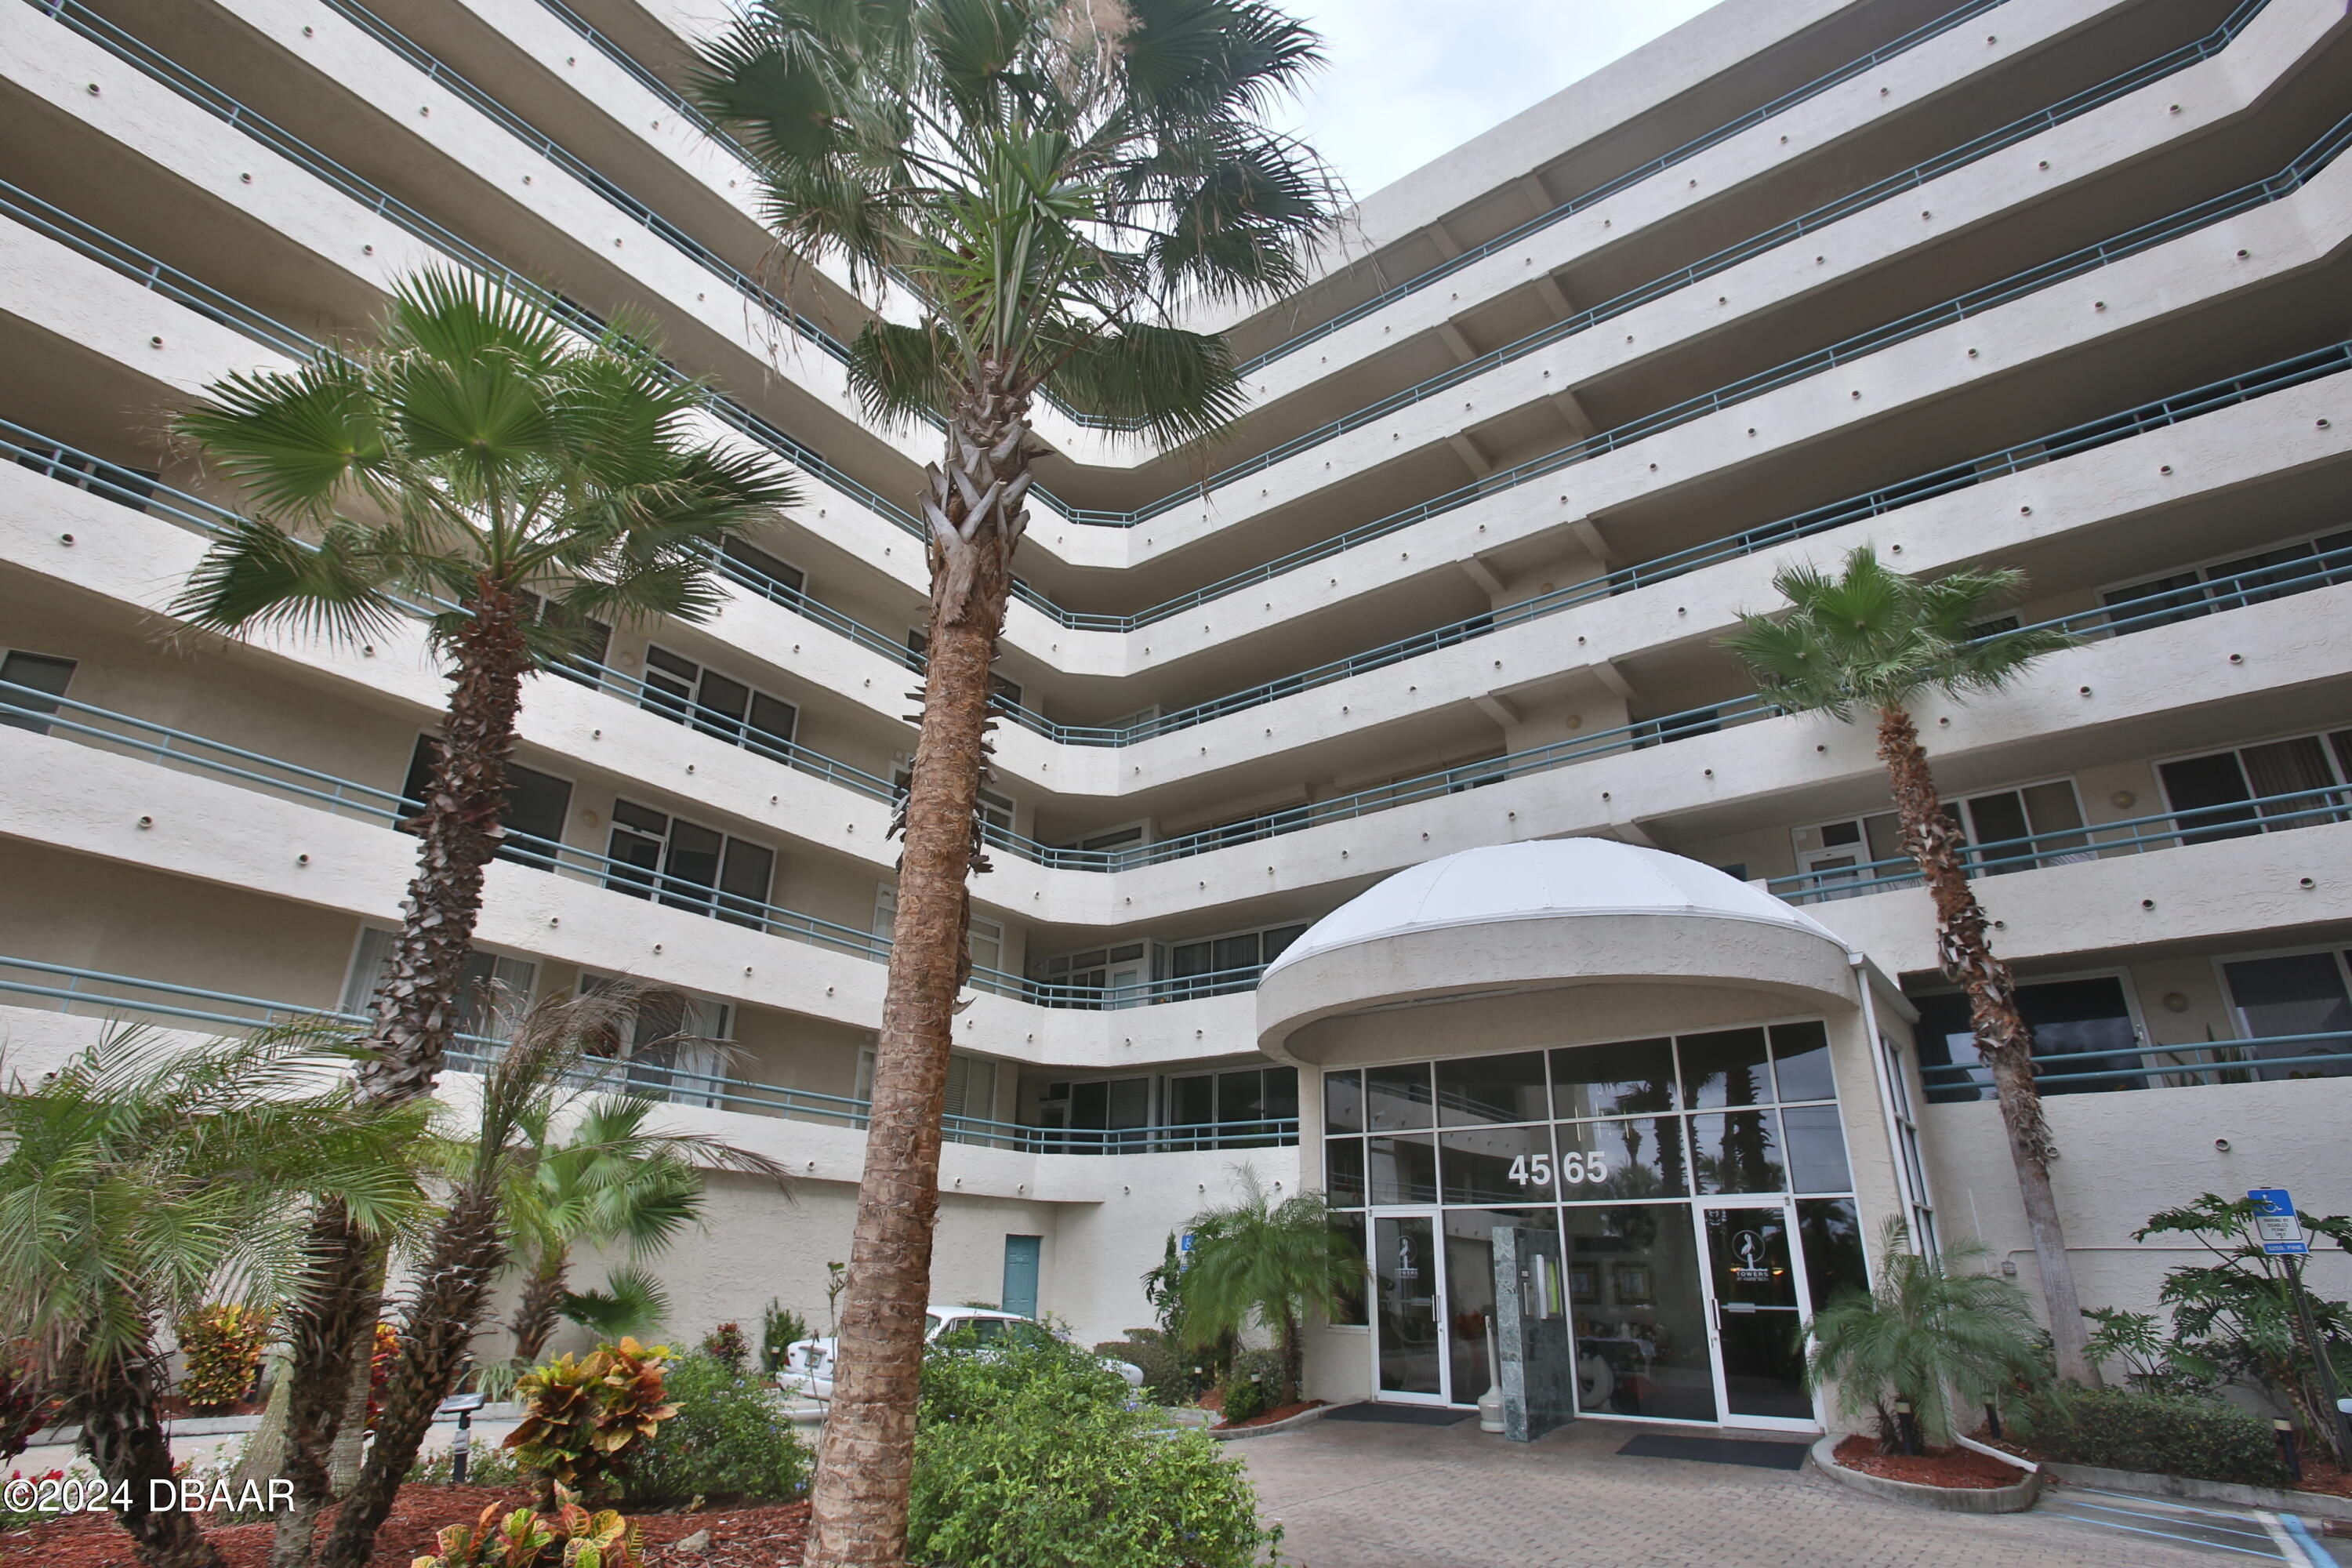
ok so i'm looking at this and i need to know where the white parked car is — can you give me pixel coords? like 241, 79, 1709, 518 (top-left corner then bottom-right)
777, 1306, 1145, 1399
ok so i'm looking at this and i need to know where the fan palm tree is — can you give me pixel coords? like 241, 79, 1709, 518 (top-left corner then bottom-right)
1806, 1219, 2045, 1448
503, 1094, 753, 1368
690, 4, 1338, 1557
1176, 1170, 1355, 1406
172, 269, 797, 1105
0, 1025, 426, 1568
314, 986, 791, 1568
172, 270, 794, 1566
1722, 546, 2094, 1384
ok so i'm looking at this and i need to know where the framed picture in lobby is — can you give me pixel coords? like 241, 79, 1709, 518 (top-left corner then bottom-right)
1611, 1263, 1653, 1307
1566, 1265, 1598, 1301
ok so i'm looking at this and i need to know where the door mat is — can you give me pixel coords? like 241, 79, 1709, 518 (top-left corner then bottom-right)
1617, 1434, 1810, 1470
1322, 1403, 1475, 1427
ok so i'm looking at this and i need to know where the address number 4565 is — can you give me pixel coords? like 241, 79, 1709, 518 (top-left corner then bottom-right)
1508, 1151, 1607, 1187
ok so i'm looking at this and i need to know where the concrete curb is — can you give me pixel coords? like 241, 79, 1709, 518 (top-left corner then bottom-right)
1807, 1436, 2043, 1514
2040, 1460, 2352, 1523
1210, 1401, 1348, 1442
30, 1402, 522, 1450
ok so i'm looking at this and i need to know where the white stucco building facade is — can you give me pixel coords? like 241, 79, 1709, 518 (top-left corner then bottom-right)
2, 0, 2348, 1432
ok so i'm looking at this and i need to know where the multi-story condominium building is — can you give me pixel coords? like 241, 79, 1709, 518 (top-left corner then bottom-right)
4, 0, 2348, 1432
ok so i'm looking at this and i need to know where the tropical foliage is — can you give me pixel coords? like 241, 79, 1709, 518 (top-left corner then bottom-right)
1173, 1170, 1354, 1405
310, 989, 786, 1568
759, 1301, 811, 1377
2134, 1193, 2352, 1461
172, 269, 793, 1567
174, 1304, 272, 1414
1803, 1220, 2045, 1450
911, 1327, 1275, 1568
697, 1322, 750, 1374
508, 1338, 679, 1507
408, 1484, 646, 1568
618, 1351, 809, 1506
501, 1095, 728, 1370
0, 1342, 60, 1465
1722, 546, 2093, 1383
0, 1025, 425, 1568
690, 7, 1338, 1555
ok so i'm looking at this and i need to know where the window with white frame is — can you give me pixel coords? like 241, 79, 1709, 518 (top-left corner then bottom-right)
0, 649, 76, 735
1164, 920, 1309, 997
2156, 729, 2352, 845
578, 973, 733, 1109
1877, 1033, 1938, 1256
1163, 1064, 1299, 1146
1793, 778, 2088, 896
1911, 972, 2149, 1102
641, 644, 799, 759
608, 799, 775, 928
401, 735, 574, 871
2102, 525, 2352, 635
342, 927, 536, 1045
858, 1045, 1000, 1140
2212, 944, 2352, 1083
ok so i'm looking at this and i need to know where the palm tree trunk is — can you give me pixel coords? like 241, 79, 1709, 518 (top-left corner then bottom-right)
1875, 706, 2097, 1386
1279, 1309, 1302, 1406
314, 1186, 510, 1568
74, 1338, 225, 1568
805, 368, 1032, 1568
354, 582, 532, 1104
508, 1247, 572, 1367
267, 1211, 380, 1568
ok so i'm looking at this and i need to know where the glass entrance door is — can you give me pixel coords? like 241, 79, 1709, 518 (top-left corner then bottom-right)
1371, 1212, 1447, 1403
1699, 1202, 1817, 1428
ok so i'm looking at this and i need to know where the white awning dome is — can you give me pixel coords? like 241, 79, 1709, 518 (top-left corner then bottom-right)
1264, 838, 1849, 980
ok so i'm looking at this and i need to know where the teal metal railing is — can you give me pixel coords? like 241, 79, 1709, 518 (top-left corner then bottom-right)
0, 673, 1283, 1003
1768, 782, 2352, 905
0, 955, 1298, 1149
1920, 1029, 2352, 1101
20, 0, 2293, 562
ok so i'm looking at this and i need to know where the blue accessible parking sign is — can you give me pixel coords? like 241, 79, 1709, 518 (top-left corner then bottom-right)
2248, 1188, 2310, 1255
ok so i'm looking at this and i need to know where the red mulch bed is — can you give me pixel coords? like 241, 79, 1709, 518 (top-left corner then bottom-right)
1214, 1399, 1326, 1432
0, 1486, 808, 1566
1832, 1434, 2025, 1490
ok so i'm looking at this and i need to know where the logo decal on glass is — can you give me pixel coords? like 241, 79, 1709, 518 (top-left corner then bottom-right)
1731, 1229, 1771, 1283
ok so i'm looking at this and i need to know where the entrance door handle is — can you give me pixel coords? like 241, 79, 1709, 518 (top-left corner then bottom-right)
1720, 1302, 1759, 1314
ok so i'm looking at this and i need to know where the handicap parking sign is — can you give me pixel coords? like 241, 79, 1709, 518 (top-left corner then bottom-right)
2249, 1188, 2310, 1256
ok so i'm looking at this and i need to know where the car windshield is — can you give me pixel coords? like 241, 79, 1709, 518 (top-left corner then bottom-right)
923, 1314, 941, 1339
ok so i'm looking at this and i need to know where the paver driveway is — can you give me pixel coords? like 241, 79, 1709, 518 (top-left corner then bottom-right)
1233, 1417, 2246, 1568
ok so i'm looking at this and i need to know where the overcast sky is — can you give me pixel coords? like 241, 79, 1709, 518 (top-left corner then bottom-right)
1272, 0, 1724, 202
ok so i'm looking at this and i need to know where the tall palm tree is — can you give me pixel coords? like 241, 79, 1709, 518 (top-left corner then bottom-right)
1806, 1219, 2045, 1448
172, 269, 795, 1566
690, 4, 1338, 1558
502, 1094, 748, 1368
0, 1025, 426, 1568
314, 988, 791, 1568
1722, 546, 2095, 1385
172, 269, 796, 1105
1177, 1170, 1354, 1406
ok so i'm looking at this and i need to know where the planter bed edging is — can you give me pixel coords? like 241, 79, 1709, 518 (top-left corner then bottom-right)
1807, 1436, 2042, 1514
2039, 1459, 2352, 1522
1210, 1401, 1348, 1441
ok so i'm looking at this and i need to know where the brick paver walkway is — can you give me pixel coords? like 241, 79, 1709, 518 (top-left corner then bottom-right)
1235, 1417, 2222, 1567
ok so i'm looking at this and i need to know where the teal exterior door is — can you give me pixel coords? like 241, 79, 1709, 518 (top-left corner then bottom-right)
1002, 1235, 1043, 1319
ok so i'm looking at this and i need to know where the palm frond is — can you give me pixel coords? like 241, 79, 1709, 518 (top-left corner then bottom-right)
560, 1264, 672, 1340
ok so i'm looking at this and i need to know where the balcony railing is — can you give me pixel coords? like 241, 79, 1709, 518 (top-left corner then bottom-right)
0, 954, 1298, 1151
1920, 1029, 2352, 1102
19, 0, 2332, 631
0, 674, 1287, 1004
1766, 783, 2352, 906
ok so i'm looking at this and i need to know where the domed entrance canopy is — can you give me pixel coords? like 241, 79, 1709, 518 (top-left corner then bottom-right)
1255, 839, 1862, 1064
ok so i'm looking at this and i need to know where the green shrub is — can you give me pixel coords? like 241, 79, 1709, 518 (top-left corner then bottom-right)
620, 1352, 808, 1506
1219, 1347, 1285, 1425
909, 1329, 1276, 1568
759, 1300, 809, 1376
2017, 1387, 2291, 1486
1092, 1329, 1201, 1407
698, 1321, 749, 1374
